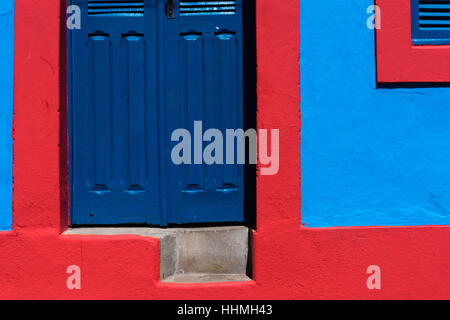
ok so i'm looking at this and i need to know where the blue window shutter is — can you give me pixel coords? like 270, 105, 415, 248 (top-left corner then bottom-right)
412, 0, 450, 44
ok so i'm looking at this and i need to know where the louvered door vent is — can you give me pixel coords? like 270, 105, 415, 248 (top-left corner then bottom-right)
419, 0, 450, 29
180, 1, 236, 16
88, 1, 144, 16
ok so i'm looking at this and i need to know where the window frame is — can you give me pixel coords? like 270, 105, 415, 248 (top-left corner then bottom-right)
377, 0, 450, 82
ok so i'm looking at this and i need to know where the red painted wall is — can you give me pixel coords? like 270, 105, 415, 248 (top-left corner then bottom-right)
2, 0, 449, 299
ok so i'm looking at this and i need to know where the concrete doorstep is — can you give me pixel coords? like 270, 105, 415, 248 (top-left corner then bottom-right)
64, 226, 252, 284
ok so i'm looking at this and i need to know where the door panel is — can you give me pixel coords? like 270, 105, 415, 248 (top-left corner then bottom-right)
163, 0, 244, 224
70, 0, 244, 225
70, 0, 159, 225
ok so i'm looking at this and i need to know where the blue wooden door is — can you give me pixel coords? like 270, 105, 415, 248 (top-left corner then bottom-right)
69, 0, 244, 225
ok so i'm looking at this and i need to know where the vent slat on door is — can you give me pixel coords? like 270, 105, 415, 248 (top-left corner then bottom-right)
419, 0, 450, 28
180, 1, 236, 16
88, 1, 144, 16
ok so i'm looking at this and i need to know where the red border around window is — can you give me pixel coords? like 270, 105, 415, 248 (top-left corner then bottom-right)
377, 0, 450, 82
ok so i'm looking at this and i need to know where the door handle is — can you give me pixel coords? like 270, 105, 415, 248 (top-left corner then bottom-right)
166, 0, 175, 19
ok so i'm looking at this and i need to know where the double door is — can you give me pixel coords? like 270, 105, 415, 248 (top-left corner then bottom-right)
69, 0, 244, 225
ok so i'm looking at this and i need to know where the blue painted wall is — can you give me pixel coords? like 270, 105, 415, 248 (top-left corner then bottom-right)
301, 0, 450, 227
0, 1, 13, 230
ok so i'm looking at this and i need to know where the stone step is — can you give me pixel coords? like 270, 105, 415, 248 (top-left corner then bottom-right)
64, 226, 252, 283
159, 226, 251, 282
163, 273, 250, 283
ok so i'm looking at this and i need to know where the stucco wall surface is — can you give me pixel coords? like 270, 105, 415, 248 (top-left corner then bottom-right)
0, 0, 448, 299
301, 0, 450, 227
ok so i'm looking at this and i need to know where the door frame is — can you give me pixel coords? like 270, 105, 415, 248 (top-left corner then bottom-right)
66, 0, 257, 227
